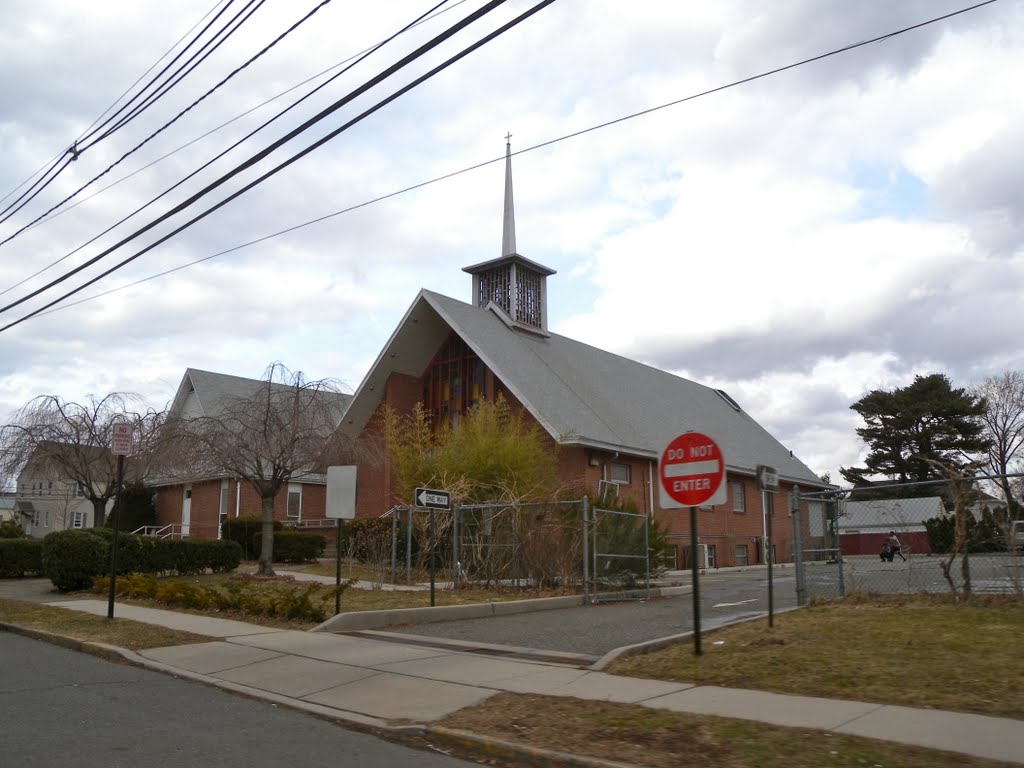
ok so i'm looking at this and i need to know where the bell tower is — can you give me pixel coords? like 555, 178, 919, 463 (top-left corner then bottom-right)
463, 136, 555, 333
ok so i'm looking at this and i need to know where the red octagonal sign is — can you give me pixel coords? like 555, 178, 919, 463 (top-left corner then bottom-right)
659, 432, 725, 508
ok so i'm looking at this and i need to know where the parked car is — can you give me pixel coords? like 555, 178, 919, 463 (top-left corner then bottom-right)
1012, 519, 1024, 551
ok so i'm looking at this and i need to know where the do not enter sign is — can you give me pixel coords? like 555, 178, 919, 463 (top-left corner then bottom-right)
659, 432, 726, 508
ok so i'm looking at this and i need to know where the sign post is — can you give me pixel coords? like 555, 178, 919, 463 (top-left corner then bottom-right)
413, 488, 451, 607
659, 432, 726, 656
107, 422, 133, 620
326, 466, 357, 616
757, 465, 779, 627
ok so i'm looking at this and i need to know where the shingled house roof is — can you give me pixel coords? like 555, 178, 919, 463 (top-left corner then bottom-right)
338, 289, 826, 487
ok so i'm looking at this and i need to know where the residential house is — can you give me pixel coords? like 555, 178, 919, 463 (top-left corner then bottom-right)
151, 368, 351, 540
14, 442, 113, 537
333, 141, 830, 568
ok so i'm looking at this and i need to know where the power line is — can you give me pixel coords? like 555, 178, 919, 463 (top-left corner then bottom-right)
0, 0, 333, 249
0, 0, 268, 234
26, 0, 1001, 322
4, 0, 470, 248
0, 0, 251, 226
1, 0, 556, 332
74, 0, 235, 145
3, 0, 999, 331
76, 0, 256, 149
0, 0, 455, 300
0, 0, 230, 209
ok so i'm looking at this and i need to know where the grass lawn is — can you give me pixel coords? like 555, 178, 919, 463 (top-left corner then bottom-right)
0, 597, 214, 650
608, 594, 1024, 720
441, 692, 1018, 768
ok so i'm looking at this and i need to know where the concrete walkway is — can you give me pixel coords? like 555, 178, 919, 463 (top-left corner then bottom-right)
24, 597, 1024, 765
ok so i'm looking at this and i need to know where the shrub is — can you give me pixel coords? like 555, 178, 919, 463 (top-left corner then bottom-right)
222, 515, 283, 560
0, 539, 44, 577
343, 518, 394, 562
273, 531, 326, 563
42, 530, 108, 591
0, 520, 25, 539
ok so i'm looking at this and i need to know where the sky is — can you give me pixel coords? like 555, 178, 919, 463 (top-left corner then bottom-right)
1, 0, 1022, 485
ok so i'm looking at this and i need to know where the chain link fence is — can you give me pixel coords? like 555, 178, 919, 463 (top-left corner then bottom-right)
379, 496, 653, 602
792, 480, 1024, 603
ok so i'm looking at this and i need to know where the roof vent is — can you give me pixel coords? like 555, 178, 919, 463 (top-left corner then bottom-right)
715, 389, 742, 411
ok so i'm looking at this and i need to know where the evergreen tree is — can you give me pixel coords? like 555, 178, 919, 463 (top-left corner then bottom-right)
841, 374, 990, 495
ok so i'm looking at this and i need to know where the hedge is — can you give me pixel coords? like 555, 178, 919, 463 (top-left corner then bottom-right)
42, 530, 108, 591
222, 515, 283, 560
273, 531, 326, 564
0, 539, 44, 578
41, 529, 242, 591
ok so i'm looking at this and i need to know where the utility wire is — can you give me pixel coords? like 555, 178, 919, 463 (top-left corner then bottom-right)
10, 0, 471, 245
0, 0, 330, 248
0, 0, 453, 299
0, 0, 230, 209
76, 0, 250, 149
0, 0, 551, 330
0, 0, 247, 227
4, 0, 996, 329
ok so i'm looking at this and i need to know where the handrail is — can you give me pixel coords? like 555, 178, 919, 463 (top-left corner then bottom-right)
130, 523, 187, 539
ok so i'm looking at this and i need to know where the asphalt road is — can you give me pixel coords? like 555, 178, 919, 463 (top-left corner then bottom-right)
392, 567, 798, 658
0, 631, 479, 768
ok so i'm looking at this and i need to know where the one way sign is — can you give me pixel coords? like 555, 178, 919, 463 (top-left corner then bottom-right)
414, 487, 451, 510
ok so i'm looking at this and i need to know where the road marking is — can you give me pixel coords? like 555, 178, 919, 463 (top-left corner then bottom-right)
711, 599, 758, 608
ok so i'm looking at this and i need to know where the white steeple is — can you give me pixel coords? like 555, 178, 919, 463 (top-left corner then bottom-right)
463, 136, 556, 334
501, 133, 516, 257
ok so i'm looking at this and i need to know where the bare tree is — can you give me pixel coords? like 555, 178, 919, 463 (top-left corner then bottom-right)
0, 393, 165, 528
975, 371, 1024, 519
171, 363, 354, 576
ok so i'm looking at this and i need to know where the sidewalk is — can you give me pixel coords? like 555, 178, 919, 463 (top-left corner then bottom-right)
12, 596, 1022, 766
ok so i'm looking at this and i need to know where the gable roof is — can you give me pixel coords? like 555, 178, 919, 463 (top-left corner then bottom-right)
338, 290, 826, 487
169, 368, 352, 426
839, 497, 945, 530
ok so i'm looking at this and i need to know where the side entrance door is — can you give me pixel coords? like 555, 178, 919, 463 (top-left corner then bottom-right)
181, 486, 192, 537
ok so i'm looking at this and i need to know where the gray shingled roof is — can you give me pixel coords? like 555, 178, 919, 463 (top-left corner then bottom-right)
339, 290, 826, 487
839, 497, 946, 530
170, 368, 351, 426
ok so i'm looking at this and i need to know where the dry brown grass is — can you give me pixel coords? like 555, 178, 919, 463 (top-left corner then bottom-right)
0, 597, 213, 650
608, 594, 1024, 719
441, 692, 1018, 768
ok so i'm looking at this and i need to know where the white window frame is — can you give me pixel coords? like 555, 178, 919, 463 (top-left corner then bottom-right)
731, 481, 745, 513
287, 484, 302, 520
608, 462, 631, 485
218, 480, 229, 539
72, 510, 87, 529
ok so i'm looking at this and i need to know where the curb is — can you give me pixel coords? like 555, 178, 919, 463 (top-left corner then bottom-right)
426, 726, 639, 768
590, 604, 805, 670
0, 619, 642, 768
314, 585, 688, 632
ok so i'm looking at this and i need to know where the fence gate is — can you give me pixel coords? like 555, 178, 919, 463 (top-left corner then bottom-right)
589, 504, 650, 601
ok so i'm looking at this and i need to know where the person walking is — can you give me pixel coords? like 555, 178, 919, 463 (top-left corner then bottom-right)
888, 530, 906, 561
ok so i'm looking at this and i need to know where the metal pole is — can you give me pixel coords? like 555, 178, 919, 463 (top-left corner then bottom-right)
791, 486, 806, 607
406, 507, 413, 585
106, 454, 125, 620
429, 509, 436, 607
582, 496, 590, 605
643, 503, 651, 598
335, 519, 343, 616
391, 507, 397, 584
690, 506, 701, 655
452, 504, 459, 588
766, 491, 774, 627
